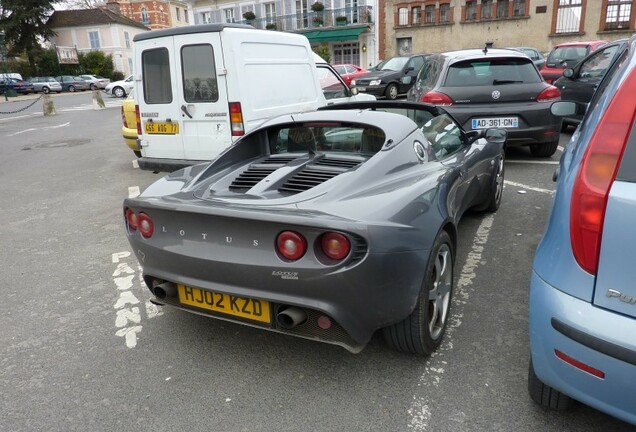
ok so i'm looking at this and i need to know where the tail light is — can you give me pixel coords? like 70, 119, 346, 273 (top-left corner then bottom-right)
320, 232, 351, 260
121, 106, 128, 128
421, 91, 453, 106
135, 104, 142, 135
125, 208, 154, 238
536, 86, 561, 102
229, 102, 245, 136
276, 231, 307, 261
570, 68, 636, 274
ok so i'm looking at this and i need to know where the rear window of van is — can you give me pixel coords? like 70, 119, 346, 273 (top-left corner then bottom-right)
142, 48, 172, 104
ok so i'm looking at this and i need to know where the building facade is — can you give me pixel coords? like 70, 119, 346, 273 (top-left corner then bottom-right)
107, 0, 191, 30
381, 0, 636, 59
182, 0, 379, 68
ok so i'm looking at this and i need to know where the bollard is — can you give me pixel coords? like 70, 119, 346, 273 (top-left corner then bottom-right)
92, 89, 106, 109
43, 94, 57, 116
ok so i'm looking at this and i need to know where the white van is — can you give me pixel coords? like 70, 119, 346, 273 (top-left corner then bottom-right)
133, 23, 373, 172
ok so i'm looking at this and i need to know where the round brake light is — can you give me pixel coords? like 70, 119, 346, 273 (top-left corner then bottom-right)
321, 232, 351, 260
276, 231, 307, 261
125, 208, 138, 230
137, 212, 154, 238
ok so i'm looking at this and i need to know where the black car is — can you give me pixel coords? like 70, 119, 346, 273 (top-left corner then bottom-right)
553, 39, 628, 129
407, 48, 562, 157
352, 54, 429, 99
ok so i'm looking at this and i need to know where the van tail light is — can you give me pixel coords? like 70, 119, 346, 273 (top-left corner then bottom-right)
321, 232, 351, 260
536, 86, 561, 102
276, 231, 307, 261
570, 68, 636, 274
135, 104, 142, 135
421, 91, 453, 106
121, 106, 128, 128
229, 102, 245, 136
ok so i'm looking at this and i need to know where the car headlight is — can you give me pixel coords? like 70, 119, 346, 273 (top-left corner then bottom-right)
351, 79, 356, 85
369, 80, 382, 86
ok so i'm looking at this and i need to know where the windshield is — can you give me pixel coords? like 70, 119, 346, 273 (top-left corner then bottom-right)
374, 57, 409, 71
547, 46, 588, 67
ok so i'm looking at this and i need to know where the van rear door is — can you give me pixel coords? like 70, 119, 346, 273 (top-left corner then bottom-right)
138, 32, 230, 163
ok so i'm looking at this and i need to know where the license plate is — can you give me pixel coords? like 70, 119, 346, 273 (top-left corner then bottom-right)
471, 117, 519, 129
177, 285, 271, 324
144, 121, 179, 135
357, 87, 366, 91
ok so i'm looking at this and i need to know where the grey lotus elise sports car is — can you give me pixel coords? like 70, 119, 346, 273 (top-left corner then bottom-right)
123, 101, 506, 354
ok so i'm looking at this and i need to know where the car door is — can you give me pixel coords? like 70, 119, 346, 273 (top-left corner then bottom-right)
560, 43, 623, 104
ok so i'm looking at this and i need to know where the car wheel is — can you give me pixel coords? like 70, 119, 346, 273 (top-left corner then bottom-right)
530, 139, 559, 158
42, 87, 50, 94
113, 86, 126, 98
384, 83, 398, 100
383, 230, 454, 355
483, 154, 505, 213
528, 358, 573, 410
90, 84, 97, 90
134, 150, 142, 158
68, 85, 76, 92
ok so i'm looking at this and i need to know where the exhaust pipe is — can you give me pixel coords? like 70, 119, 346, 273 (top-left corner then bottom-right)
153, 282, 177, 299
276, 307, 307, 329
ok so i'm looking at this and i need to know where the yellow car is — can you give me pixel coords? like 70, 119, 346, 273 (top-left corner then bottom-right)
121, 90, 141, 157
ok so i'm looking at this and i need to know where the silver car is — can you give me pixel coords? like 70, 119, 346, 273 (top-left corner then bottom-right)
28, 77, 62, 94
80, 74, 111, 90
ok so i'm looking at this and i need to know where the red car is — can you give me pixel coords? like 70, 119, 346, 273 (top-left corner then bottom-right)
540, 40, 608, 84
332, 64, 369, 86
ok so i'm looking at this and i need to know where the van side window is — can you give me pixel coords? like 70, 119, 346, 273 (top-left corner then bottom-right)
181, 44, 218, 103
142, 48, 172, 104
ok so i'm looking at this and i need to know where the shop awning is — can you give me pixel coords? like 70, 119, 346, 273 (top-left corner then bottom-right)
303, 27, 367, 44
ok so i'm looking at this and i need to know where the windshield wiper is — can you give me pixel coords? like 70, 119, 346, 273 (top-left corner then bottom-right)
493, 79, 523, 85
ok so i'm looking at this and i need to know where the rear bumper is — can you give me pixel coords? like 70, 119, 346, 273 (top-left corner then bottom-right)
138, 157, 205, 172
529, 271, 636, 425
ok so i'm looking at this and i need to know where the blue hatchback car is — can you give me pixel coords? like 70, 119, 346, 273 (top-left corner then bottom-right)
528, 35, 636, 425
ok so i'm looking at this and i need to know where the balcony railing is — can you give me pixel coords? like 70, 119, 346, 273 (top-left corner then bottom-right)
203, 6, 373, 32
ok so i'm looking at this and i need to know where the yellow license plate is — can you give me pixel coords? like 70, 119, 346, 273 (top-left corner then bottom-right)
177, 285, 271, 324
144, 122, 179, 135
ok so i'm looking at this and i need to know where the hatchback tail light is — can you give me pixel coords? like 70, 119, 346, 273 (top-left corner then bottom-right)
421, 91, 453, 106
570, 68, 636, 274
229, 102, 245, 136
135, 104, 142, 135
276, 231, 307, 261
536, 86, 561, 102
320, 232, 351, 260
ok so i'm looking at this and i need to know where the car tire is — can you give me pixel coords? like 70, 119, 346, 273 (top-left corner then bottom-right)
530, 139, 559, 158
133, 150, 142, 158
528, 358, 573, 410
384, 83, 398, 100
383, 230, 454, 355
68, 85, 76, 92
483, 154, 505, 213
113, 86, 126, 98
42, 87, 50, 94
90, 84, 97, 90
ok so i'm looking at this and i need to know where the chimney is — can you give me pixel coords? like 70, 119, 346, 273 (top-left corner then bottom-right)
105, 0, 121, 15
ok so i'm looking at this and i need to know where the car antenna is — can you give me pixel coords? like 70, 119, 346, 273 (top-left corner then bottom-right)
483, 41, 494, 55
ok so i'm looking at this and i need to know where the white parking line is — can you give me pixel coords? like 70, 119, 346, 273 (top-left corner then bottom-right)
132, 159, 139, 169
408, 215, 494, 431
504, 180, 554, 194
7, 121, 70, 136
506, 160, 559, 165
128, 186, 140, 198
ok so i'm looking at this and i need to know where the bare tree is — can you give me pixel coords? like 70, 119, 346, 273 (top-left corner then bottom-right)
62, 0, 103, 9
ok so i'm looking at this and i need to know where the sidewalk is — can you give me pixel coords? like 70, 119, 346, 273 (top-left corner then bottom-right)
0, 91, 86, 104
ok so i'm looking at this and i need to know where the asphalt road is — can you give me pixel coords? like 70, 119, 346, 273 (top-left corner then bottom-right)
0, 97, 634, 432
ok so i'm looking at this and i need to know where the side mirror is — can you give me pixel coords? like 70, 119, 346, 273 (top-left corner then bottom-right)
484, 128, 507, 144
563, 68, 575, 79
404, 66, 414, 73
350, 86, 359, 96
551, 100, 587, 117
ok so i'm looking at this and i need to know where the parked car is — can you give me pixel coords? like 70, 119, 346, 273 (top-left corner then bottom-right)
332, 63, 369, 86
553, 38, 628, 129
528, 35, 636, 426
0, 78, 34, 94
352, 54, 430, 99
121, 90, 141, 157
55, 75, 90, 92
406, 47, 562, 157
80, 74, 111, 90
104, 75, 133, 98
28, 76, 63, 94
507, 46, 546, 69
123, 100, 506, 354
540, 40, 608, 84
